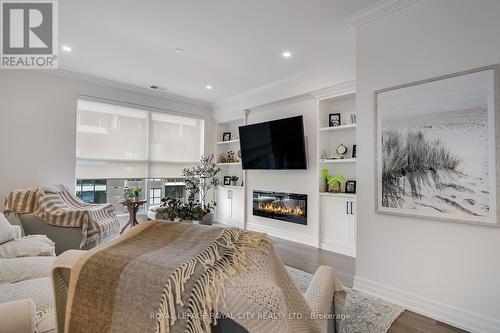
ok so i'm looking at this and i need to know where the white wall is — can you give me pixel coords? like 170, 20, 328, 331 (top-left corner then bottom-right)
355, 1, 500, 331
0, 71, 213, 207
245, 98, 319, 247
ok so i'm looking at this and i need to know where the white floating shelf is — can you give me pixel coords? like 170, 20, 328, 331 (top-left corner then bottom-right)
216, 139, 240, 145
222, 186, 244, 190
216, 162, 242, 166
319, 192, 357, 198
319, 124, 356, 132
320, 158, 356, 163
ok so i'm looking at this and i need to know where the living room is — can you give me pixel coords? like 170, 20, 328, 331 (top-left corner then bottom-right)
1, 1, 499, 332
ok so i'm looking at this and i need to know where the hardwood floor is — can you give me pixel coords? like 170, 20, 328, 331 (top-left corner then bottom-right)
273, 237, 468, 333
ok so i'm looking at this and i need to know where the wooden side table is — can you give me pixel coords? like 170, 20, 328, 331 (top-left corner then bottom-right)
120, 199, 147, 234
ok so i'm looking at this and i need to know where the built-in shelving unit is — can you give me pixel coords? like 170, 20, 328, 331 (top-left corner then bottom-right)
317, 91, 357, 257
214, 118, 246, 229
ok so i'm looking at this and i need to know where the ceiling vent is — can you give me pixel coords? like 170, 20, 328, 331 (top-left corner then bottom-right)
150, 85, 167, 91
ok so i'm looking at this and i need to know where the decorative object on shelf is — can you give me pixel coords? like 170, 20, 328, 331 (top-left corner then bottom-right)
352, 145, 357, 159
156, 196, 205, 222
345, 181, 356, 194
223, 176, 231, 186
321, 168, 347, 193
329, 113, 341, 127
222, 132, 231, 142
218, 151, 238, 164
182, 154, 221, 225
237, 150, 241, 159
336, 144, 348, 159
375, 65, 499, 226
320, 150, 328, 160
230, 176, 239, 186
342, 112, 357, 125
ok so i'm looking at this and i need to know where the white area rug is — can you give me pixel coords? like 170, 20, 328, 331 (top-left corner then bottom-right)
286, 266, 404, 333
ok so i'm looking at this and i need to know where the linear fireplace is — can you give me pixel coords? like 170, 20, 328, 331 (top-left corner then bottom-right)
253, 190, 307, 225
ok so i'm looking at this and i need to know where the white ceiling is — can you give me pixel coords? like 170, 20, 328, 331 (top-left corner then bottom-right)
59, 0, 376, 103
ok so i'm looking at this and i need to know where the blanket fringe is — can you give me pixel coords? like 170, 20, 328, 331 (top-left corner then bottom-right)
156, 228, 271, 333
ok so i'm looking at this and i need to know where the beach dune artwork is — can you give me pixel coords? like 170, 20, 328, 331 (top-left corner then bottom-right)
375, 66, 498, 225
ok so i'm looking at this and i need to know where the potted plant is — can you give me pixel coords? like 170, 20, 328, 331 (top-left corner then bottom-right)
182, 154, 222, 225
156, 195, 205, 222
124, 187, 142, 200
230, 176, 239, 186
321, 168, 347, 193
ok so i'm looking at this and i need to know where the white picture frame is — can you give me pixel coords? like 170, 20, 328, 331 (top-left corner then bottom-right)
375, 65, 500, 227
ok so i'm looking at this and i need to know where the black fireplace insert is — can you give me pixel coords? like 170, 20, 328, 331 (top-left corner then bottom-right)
253, 190, 307, 225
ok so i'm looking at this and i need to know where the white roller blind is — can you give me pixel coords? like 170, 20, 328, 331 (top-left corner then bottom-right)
75, 99, 204, 179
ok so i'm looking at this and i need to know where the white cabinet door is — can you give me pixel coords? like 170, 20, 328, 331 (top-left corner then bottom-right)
215, 188, 245, 229
349, 200, 356, 251
320, 195, 356, 257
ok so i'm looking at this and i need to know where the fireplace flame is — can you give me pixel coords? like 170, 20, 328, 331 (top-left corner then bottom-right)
258, 202, 304, 216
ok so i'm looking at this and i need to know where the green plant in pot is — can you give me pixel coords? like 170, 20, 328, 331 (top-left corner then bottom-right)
321, 168, 347, 193
182, 154, 222, 225
124, 187, 142, 200
156, 195, 205, 222
230, 176, 239, 186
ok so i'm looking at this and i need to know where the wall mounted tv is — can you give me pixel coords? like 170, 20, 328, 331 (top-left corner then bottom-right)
238, 115, 307, 170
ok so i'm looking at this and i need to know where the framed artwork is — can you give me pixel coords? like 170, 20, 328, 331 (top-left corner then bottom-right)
345, 181, 356, 194
329, 113, 341, 127
375, 65, 500, 226
222, 132, 231, 142
223, 176, 231, 186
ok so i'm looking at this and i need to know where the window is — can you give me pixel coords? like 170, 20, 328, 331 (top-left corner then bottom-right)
76, 99, 204, 180
75, 99, 204, 210
149, 188, 162, 206
76, 179, 107, 204
165, 178, 186, 201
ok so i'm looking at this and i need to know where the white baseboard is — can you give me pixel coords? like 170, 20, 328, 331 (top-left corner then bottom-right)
320, 242, 356, 258
354, 276, 500, 333
246, 222, 316, 247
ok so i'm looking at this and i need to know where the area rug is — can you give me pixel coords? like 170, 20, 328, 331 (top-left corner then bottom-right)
286, 266, 404, 333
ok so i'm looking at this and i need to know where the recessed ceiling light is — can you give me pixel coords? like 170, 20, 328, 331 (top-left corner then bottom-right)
282, 51, 291, 58
175, 48, 184, 54
206, 85, 213, 90
61, 45, 72, 52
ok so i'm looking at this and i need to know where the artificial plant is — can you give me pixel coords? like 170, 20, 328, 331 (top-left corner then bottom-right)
182, 154, 222, 213
321, 168, 347, 192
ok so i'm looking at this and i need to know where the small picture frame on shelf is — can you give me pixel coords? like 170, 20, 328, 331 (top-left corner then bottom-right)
222, 132, 232, 142
223, 176, 231, 186
352, 145, 357, 159
345, 181, 356, 194
329, 113, 341, 127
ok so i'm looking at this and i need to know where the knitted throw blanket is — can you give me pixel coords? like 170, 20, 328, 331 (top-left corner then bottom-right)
3, 185, 119, 248
62, 221, 320, 333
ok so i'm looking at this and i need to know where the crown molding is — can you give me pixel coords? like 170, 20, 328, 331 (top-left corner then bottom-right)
345, 0, 421, 28
46, 69, 212, 110
309, 80, 356, 99
213, 60, 355, 120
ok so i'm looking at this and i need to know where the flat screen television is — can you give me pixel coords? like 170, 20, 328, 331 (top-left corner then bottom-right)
238, 115, 307, 170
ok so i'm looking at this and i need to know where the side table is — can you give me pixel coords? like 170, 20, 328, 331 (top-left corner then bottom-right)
120, 199, 147, 234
